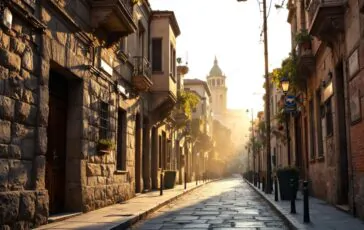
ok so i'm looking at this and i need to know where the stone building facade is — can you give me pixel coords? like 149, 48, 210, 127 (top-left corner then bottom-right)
0, 0, 183, 228
287, 0, 364, 219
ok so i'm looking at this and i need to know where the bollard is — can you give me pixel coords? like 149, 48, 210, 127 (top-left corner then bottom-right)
160, 172, 163, 196
262, 177, 265, 192
184, 171, 187, 190
257, 176, 260, 189
274, 176, 278, 201
290, 179, 296, 214
303, 181, 310, 223
196, 175, 198, 185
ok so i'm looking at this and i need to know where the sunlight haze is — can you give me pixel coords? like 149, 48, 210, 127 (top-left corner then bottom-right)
149, 0, 291, 118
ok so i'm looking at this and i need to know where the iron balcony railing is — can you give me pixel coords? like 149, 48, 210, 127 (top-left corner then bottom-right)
307, 0, 346, 22
133, 56, 151, 79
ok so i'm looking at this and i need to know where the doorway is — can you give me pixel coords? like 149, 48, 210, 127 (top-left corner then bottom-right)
135, 114, 142, 193
46, 71, 68, 214
295, 113, 303, 179
335, 61, 349, 205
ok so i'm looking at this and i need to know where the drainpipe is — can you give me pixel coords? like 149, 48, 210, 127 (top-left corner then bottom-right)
343, 52, 356, 217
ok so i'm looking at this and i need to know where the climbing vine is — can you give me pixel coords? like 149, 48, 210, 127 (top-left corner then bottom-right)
178, 91, 200, 119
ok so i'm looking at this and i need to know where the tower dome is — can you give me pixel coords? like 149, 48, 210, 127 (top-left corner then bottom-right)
209, 56, 223, 76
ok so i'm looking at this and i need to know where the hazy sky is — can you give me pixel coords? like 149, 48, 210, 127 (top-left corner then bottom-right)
149, 0, 291, 117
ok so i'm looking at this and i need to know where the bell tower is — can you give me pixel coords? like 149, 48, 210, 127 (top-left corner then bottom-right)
206, 56, 227, 115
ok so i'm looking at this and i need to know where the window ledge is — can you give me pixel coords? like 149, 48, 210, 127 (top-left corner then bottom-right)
152, 71, 164, 74
309, 158, 316, 164
114, 170, 128, 175
316, 156, 325, 162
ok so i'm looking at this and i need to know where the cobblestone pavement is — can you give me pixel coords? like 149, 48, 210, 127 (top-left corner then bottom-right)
130, 176, 289, 230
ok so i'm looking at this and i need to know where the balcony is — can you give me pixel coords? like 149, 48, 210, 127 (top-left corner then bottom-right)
150, 72, 177, 122
296, 44, 315, 78
132, 56, 152, 92
89, 0, 137, 46
307, 0, 346, 42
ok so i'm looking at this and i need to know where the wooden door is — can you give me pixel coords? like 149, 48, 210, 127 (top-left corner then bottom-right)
46, 74, 68, 214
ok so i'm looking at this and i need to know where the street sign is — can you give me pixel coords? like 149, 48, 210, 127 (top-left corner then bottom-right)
284, 95, 296, 112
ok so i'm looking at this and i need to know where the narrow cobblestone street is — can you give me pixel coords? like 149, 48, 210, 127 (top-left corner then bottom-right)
130, 176, 289, 230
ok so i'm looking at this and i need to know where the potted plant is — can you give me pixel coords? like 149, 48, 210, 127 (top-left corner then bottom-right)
276, 166, 299, 200
163, 170, 177, 189
295, 29, 312, 50
97, 139, 115, 154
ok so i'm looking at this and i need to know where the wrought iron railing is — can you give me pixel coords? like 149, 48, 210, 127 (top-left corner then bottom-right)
307, 0, 345, 21
133, 56, 151, 79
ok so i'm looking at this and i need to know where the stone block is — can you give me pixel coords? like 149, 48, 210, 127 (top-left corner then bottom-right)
22, 49, 33, 72
0, 120, 11, 144
18, 191, 36, 221
9, 145, 21, 159
36, 127, 47, 155
0, 144, 8, 158
39, 58, 49, 86
15, 102, 37, 126
34, 190, 48, 226
0, 48, 21, 72
94, 187, 105, 200
24, 75, 38, 91
86, 163, 102, 176
87, 177, 98, 186
22, 90, 36, 105
12, 221, 30, 230
0, 225, 11, 230
0, 32, 10, 50
97, 176, 106, 184
4, 77, 24, 100
0, 159, 9, 191
0, 191, 20, 224
10, 37, 26, 55
20, 69, 30, 80
21, 138, 35, 160
89, 79, 100, 97
33, 156, 46, 190
12, 123, 35, 139
0, 96, 15, 121
8, 160, 32, 190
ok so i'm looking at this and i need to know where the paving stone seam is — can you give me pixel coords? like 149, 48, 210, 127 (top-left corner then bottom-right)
111, 179, 221, 230
243, 178, 306, 230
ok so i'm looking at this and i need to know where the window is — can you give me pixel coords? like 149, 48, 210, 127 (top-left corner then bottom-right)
326, 98, 333, 136
99, 102, 109, 139
309, 100, 315, 159
316, 90, 324, 157
170, 45, 176, 77
117, 109, 127, 170
152, 38, 162, 71
138, 29, 145, 57
120, 37, 127, 53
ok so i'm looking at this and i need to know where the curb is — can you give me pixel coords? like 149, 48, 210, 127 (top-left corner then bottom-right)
112, 179, 220, 229
243, 178, 306, 230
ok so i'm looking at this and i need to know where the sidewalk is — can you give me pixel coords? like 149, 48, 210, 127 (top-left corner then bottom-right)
244, 179, 364, 230
36, 180, 214, 230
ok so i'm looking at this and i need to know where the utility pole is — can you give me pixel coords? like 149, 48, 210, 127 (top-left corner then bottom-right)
262, 0, 272, 194
237, 0, 271, 193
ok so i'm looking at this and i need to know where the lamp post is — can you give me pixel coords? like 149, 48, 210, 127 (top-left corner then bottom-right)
246, 109, 256, 185
238, 0, 271, 193
280, 77, 291, 166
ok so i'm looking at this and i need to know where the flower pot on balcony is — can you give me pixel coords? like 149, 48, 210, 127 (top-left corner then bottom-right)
277, 167, 299, 200
300, 41, 311, 50
96, 139, 115, 155
163, 170, 177, 189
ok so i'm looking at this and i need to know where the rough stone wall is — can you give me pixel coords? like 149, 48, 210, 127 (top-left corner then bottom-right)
81, 75, 138, 212
346, 0, 364, 220
0, 15, 48, 229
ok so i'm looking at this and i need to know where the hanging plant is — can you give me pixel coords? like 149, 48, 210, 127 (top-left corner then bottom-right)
97, 139, 115, 154
178, 91, 200, 119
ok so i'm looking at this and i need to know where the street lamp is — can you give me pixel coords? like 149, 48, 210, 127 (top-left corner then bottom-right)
239, 0, 272, 194
280, 76, 290, 94
280, 77, 292, 166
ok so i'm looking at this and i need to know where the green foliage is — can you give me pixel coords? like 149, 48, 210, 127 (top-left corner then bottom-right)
97, 139, 115, 151
178, 91, 200, 119
295, 29, 312, 44
270, 53, 304, 91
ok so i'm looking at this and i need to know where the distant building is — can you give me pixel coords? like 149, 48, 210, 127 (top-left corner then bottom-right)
206, 57, 246, 150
